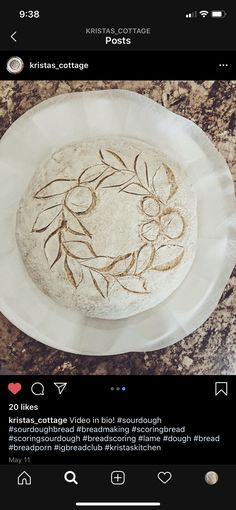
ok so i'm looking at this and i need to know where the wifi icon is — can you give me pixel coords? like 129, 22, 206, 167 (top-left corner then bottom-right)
199, 10, 209, 17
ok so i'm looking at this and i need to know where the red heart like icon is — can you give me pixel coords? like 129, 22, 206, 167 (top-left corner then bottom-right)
8, 383, 22, 395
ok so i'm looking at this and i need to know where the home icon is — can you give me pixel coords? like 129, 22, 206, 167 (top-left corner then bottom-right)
17, 471, 32, 486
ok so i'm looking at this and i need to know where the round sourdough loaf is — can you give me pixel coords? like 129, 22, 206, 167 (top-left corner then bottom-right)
16, 136, 197, 319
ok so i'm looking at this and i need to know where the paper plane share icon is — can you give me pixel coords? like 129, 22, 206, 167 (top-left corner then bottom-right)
54, 382, 67, 395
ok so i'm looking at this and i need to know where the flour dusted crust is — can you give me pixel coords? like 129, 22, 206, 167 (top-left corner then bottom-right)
16, 136, 197, 319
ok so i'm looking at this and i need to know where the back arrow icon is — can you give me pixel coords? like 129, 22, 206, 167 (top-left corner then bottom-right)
11, 31, 17, 42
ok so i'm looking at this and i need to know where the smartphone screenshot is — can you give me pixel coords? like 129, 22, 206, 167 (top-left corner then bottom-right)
0, 4, 235, 509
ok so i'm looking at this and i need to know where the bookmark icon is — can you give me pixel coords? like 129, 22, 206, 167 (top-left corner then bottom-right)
215, 382, 228, 396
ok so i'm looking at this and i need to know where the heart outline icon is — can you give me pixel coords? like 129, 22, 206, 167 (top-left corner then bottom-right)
8, 383, 22, 395
157, 471, 172, 484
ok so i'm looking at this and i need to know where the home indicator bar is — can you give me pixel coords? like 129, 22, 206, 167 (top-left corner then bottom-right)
76, 503, 161, 507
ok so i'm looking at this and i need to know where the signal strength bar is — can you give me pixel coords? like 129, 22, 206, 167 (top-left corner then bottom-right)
186, 11, 197, 18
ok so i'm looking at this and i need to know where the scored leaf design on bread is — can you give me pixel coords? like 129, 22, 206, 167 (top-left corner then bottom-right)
31, 148, 185, 297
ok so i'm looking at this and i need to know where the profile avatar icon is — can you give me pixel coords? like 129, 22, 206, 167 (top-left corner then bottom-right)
6, 56, 24, 74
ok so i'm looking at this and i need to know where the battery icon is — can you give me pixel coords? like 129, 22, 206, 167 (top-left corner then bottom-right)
211, 10, 227, 18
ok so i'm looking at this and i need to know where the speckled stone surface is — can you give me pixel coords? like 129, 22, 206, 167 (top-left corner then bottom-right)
0, 80, 235, 375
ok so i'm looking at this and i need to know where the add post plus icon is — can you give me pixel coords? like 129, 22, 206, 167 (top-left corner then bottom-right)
54, 382, 67, 395
111, 471, 126, 485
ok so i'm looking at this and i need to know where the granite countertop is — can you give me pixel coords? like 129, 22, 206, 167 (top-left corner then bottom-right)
0, 80, 235, 375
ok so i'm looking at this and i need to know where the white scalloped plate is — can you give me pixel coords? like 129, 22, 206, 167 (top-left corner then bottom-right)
0, 89, 236, 355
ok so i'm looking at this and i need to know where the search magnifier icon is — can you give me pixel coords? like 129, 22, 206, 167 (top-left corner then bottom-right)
64, 471, 78, 485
